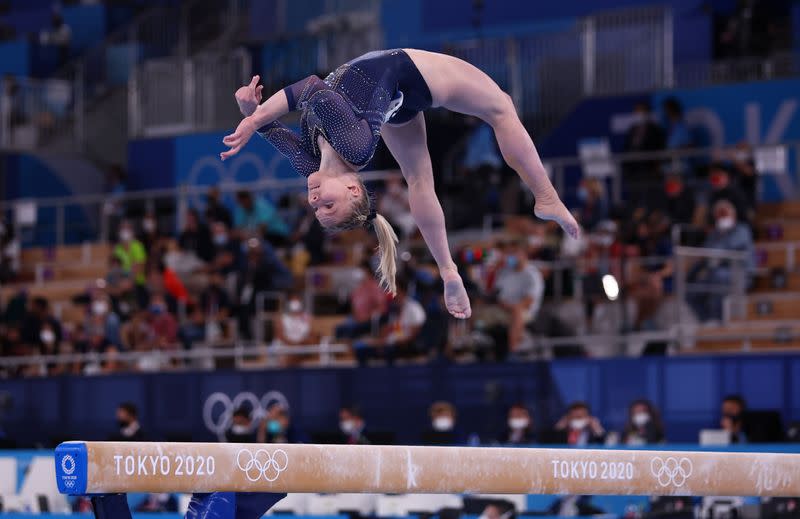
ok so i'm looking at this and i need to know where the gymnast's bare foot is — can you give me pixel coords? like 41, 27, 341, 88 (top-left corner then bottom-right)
534, 196, 580, 239
441, 267, 472, 319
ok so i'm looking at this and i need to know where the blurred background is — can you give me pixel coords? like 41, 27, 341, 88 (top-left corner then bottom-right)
1, 0, 800, 517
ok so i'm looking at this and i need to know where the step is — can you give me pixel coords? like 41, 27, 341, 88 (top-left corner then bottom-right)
756, 201, 800, 220
21, 243, 111, 265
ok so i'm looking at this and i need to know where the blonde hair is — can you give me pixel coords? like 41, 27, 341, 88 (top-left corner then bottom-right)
323, 177, 399, 295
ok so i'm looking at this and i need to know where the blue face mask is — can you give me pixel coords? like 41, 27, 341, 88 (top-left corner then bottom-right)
267, 420, 282, 434
577, 186, 588, 201
506, 255, 518, 269
149, 304, 165, 315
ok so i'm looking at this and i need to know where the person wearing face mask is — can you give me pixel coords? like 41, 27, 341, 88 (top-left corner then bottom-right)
226, 408, 256, 443
623, 101, 666, 200
146, 294, 178, 350
209, 220, 243, 276
257, 404, 307, 444
422, 401, 462, 446
85, 293, 122, 348
622, 399, 665, 445
550, 402, 605, 446
707, 163, 751, 226
114, 220, 148, 297
335, 263, 389, 340
21, 297, 62, 353
492, 242, 544, 353
688, 200, 755, 322
274, 295, 318, 366
720, 395, 748, 444
338, 407, 369, 445
501, 404, 536, 445
576, 178, 608, 232
235, 239, 293, 340
138, 211, 163, 254
109, 402, 146, 441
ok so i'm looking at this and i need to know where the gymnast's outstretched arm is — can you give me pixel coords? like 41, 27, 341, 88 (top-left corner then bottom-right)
223, 75, 326, 160
381, 113, 472, 319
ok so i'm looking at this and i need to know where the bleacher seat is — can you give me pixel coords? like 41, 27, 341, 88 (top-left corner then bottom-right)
0, 458, 17, 494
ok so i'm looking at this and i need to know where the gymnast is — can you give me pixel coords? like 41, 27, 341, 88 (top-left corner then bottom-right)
221, 49, 580, 319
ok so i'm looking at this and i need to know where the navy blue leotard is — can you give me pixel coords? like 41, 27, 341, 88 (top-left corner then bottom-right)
255, 49, 432, 176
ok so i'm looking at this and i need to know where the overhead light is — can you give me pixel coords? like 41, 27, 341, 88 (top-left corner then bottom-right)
602, 274, 620, 301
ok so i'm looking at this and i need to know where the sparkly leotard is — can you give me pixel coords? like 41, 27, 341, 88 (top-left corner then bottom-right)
255, 49, 433, 177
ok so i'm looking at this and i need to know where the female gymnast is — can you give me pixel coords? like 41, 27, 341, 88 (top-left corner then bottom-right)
220, 49, 579, 320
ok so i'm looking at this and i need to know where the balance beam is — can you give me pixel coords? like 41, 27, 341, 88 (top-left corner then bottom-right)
55, 441, 800, 496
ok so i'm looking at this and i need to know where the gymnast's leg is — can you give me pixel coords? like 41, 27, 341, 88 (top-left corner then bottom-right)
381, 113, 471, 319
406, 49, 580, 239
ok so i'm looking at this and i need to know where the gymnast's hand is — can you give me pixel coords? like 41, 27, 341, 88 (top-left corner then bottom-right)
235, 75, 263, 117
220, 117, 257, 161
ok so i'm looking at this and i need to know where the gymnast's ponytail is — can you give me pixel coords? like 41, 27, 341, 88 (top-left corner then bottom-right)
369, 212, 399, 296
324, 177, 399, 296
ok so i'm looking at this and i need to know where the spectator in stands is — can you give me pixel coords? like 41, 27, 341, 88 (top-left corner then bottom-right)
662, 97, 691, 150
225, 407, 256, 443
663, 173, 696, 225
576, 178, 609, 231
378, 177, 416, 238
199, 271, 233, 330
551, 401, 605, 445
353, 280, 426, 366
625, 101, 665, 157
274, 294, 317, 366
339, 406, 369, 444
335, 264, 389, 340
21, 297, 62, 354
85, 292, 122, 348
258, 404, 306, 443
114, 220, 148, 303
39, 12, 72, 65
146, 293, 178, 349
622, 399, 665, 445
500, 403, 536, 445
727, 143, 759, 209
289, 197, 327, 265
236, 239, 293, 340
179, 304, 206, 350
209, 220, 242, 277
688, 200, 755, 322
148, 260, 190, 307
135, 494, 178, 514
721, 394, 748, 443
708, 163, 752, 225
493, 241, 544, 353
179, 208, 214, 262
205, 187, 233, 229
105, 254, 136, 318
422, 401, 461, 446
234, 190, 290, 244
109, 402, 145, 441
138, 211, 166, 254
0, 216, 20, 283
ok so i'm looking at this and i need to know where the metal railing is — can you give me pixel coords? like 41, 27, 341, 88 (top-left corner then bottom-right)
129, 49, 251, 137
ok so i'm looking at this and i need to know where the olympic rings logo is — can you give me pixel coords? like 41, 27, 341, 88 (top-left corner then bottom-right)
650, 457, 693, 487
61, 455, 76, 475
236, 449, 289, 482
203, 391, 290, 441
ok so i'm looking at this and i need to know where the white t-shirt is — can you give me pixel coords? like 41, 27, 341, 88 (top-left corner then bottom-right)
387, 298, 426, 343
495, 262, 545, 322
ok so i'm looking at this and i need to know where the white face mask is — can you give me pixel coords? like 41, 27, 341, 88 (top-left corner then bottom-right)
570, 418, 589, 431
213, 233, 228, 246
632, 412, 650, 427
508, 417, 530, 430
432, 416, 454, 432
352, 269, 366, 283
143, 218, 156, 232
340, 420, 356, 435
40, 329, 56, 344
119, 229, 133, 242
230, 424, 250, 435
717, 216, 735, 231
92, 300, 109, 316
287, 300, 303, 313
